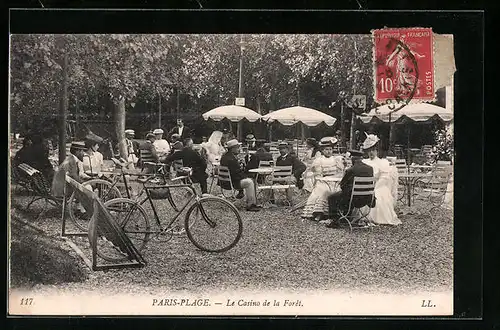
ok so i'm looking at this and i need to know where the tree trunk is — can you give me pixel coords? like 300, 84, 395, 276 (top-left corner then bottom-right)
350, 110, 356, 149
58, 52, 69, 164
176, 87, 180, 118
114, 97, 127, 159
158, 91, 162, 128
340, 102, 346, 151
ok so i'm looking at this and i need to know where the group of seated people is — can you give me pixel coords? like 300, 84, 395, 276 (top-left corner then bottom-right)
195, 131, 400, 227
13, 121, 401, 228
300, 133, 401, 228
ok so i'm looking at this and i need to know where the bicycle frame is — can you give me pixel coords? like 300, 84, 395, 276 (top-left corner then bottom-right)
143, 182, 201, 235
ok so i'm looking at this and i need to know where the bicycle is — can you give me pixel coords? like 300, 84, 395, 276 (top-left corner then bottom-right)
70, 158, 195, 234
99, 166, 243, 262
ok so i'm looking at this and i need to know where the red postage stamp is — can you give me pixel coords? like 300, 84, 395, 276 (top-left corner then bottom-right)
373, 27, 434, 103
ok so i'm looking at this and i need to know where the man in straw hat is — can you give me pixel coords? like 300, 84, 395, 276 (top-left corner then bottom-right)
51, 141, 92, 197
220, 139, 261, 212
325, 149, 376, 229
152, 128, 171, 158
124, 129, 139, 165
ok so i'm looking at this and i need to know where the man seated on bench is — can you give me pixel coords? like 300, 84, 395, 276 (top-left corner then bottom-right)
162, 137, 210, 197
220, 139, 261, 212
325, 149, 376, 229
51, 141, 92, 216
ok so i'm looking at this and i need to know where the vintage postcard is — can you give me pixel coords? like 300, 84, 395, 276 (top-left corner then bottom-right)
8, 27, 455, 316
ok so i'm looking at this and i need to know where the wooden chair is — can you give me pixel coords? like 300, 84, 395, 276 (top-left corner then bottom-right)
257, 165, 295, 206
207, 156, 221, 194
394, 159, 409, 203
139, 149, 164, 175
412, 169, 452, 219
217, 165, 238, 199
337, 177, 376, 232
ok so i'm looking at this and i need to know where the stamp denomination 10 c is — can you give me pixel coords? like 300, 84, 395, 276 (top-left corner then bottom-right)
373, 27, 434, 104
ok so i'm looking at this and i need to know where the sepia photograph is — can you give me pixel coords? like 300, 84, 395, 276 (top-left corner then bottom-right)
8, 29, 456, 316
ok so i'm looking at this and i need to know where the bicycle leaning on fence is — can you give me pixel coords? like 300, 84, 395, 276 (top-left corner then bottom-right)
90, 160, 243, 262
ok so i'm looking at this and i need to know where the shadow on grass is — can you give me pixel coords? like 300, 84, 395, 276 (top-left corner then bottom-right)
10, 216, 88, 289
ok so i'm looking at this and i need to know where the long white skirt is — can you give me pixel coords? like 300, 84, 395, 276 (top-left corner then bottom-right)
368, 185, 401, 225
301, 179, 340, 218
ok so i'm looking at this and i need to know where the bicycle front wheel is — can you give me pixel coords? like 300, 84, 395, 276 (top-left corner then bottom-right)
185, 197, 242, 253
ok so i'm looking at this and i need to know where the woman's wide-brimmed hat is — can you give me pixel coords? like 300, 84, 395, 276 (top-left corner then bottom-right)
84, 131, 104, 144
362, 133, 380, 150
319, 136, 338, 147
70, 141, 87, 150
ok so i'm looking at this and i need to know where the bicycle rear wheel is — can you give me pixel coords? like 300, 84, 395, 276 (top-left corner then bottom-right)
96, 198, 150, 263
68, 179, 122, 231
184, 197, 242, 253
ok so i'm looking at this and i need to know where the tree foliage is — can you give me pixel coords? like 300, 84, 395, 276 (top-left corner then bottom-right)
10, 34, 375, 143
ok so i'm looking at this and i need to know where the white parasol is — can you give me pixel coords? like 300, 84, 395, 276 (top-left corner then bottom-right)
261, 106, 337, 126
202, 105, 262, 123
360, 103, 453, 123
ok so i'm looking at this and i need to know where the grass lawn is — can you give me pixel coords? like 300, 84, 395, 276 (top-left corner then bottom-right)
9, 185, 453, 296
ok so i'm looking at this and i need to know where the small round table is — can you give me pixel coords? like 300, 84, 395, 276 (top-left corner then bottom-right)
398, 172, 433, 206
316, 176, 342, 190
249, 168, 275, 204
409, 164, 433, 173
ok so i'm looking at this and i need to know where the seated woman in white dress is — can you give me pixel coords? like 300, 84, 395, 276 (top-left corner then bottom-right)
302, 137, 345, 221
82, 136, 105, 177
302, 138, 322, 192
361, 134, 401, 226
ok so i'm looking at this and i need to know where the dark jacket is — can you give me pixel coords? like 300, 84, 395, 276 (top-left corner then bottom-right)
164, 147, 208, 182
219, 151, 246, 190
338, 161, 376, 208
245, 148, 273, 172
14, 143, 54, 182
275, 153, 307, 182
245, 148, 274, 182
168, 126, 191, 140
138, 141, 159, 166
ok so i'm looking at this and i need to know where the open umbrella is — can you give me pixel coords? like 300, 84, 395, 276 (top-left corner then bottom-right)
360, 103, 453, 162
261, 106, 337, 126
202, 105, 262, 123
360, 103, 453, 123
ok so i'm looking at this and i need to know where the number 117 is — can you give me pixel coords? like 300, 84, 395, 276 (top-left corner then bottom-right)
20, 298, 33, 305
